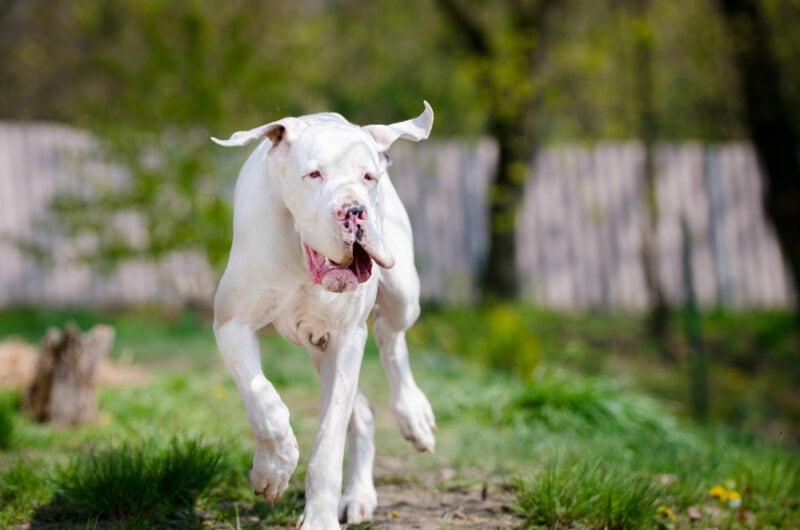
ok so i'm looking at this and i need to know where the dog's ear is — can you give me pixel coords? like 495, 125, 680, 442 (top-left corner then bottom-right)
211, 118, 306, 156
363, 101, 434, 152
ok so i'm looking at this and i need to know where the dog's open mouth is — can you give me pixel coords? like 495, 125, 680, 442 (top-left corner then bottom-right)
303, 243, 373, 293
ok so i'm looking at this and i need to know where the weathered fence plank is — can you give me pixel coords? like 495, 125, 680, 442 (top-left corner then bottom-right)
0, 123, 794, 309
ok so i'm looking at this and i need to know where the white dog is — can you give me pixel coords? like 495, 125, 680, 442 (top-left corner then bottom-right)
211, 102, 436, 529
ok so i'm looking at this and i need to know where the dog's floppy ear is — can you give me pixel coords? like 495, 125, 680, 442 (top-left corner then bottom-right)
363, 101, 434, 152
211, 117, 306, 156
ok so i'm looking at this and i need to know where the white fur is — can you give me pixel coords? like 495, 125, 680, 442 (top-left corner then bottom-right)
212, 103, 436, 529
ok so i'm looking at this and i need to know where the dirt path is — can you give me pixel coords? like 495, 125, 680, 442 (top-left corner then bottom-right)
367, 481, 522, 529
347, 453, 523, 530
259, 455, 523, 529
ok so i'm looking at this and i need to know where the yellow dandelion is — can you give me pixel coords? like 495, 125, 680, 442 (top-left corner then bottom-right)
727, 490, 742, 509
391, 510, 399, 518
213, 384, 227, 399
709, 484, 729, 503
657, 505, 676, 522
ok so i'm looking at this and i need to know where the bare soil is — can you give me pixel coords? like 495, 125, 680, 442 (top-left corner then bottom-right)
368, 481, 521, 529
360, 454, 522, 530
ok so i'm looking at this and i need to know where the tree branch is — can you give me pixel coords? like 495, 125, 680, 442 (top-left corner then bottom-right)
435, 0, 492, 56
511, 0, 555, 34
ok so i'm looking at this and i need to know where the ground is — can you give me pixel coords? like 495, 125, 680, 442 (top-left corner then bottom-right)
236, 473, 522, 530
368, 457, 521, 529
1, 308, 799, 529
0, 332, 523, 530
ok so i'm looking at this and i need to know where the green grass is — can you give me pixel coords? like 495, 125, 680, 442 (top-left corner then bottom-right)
415, 353, 799, 528
507, 423, 800, 528
411, 304, 800, 439
0, 458, 49, 524
34, 437, 231, 526
0, 305, 798, 528
506, 368, 675, 434
512, 456, 662, 529
0, 396, 14, 449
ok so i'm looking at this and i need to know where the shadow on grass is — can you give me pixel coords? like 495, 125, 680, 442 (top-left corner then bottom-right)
30, 437, 231, 529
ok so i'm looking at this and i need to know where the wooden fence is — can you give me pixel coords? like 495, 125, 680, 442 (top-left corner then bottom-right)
0, 122, 794, 309
0, 123, 216, 308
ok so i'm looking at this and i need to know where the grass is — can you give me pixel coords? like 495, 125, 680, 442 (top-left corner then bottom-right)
508, 423, 800, 528
412, 304, 800, 439
0, 396, 14, 449
34, 437, 231, 526
0, 458, 49, 521
512, 456, 662, 529
506, 368, 675, 434
0, 305, 798, 528
420, 353, 799, 527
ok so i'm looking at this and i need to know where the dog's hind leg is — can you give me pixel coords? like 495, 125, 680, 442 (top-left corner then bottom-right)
373, 181, 436, 452
338, 390, 377, 524
214, 320, 299, 506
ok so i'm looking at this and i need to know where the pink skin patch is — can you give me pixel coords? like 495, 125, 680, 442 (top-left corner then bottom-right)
303, 243, 373, 293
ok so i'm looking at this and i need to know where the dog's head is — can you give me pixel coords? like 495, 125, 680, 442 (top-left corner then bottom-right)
213, 102, 433, 293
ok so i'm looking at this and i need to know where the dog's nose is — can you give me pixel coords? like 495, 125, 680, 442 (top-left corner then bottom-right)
346, 204, 365, 219
336, 201, 367, 242
336, 201, 366, 222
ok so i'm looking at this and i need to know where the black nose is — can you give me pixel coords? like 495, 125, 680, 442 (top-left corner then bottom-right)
347, 204, 365, 219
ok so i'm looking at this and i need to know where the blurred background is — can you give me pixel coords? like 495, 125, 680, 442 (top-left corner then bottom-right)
1, 0, 799, 445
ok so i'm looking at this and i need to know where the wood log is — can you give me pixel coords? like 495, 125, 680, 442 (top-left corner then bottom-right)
22, 323, 115, 427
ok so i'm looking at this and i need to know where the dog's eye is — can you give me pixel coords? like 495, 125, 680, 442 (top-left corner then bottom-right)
363, 173, 375, 182
306, 170, 322, 180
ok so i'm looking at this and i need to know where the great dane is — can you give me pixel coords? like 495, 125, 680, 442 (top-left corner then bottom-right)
212, 102, 436, 529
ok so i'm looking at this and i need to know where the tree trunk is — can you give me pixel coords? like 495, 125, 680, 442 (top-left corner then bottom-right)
434, 0, 554, 303
481, 129, 533, 301
23, 323, 115, 427
718, 0, 800, 330
682, 218, 709, 422
629, 0, 670, 352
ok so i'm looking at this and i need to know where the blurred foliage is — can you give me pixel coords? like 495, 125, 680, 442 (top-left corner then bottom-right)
408, 304, 542, 380
508, 368, 673, 435
4, 0, 786, 138
0, 397, 14, 449
42, 129, 238, 271
409, 305, 800, 441
2, 0, 800, 279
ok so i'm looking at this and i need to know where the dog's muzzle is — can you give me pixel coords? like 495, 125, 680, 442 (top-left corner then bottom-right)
303, 201, 393, 293
303, 242, 372, 293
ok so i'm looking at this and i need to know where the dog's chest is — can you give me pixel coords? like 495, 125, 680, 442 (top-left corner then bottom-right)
271, 280, 377, 350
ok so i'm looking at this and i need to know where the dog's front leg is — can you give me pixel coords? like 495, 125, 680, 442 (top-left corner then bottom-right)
299, 324, 367, 530
214, 321, 299, 505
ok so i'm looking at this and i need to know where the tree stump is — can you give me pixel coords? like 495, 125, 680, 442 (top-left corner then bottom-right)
22, 322, 115, 427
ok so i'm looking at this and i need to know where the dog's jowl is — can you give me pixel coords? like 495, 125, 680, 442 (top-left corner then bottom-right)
212, 103, 437, 529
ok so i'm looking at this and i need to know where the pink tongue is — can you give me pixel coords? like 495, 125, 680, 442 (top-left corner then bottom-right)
321, 268, 358, 293
303, 243, 372, 293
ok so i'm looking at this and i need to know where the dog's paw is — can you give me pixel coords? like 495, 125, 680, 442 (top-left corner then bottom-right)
296, 509, 342, 530
390, 384, 436, 453
338, 486, 377, 524
249, 430, 300, 506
